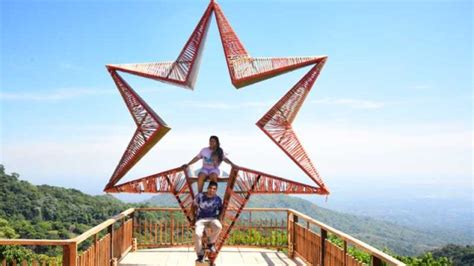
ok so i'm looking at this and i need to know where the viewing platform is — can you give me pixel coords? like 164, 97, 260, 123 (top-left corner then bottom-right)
119, 246, 304, 265
0, 208, 405, 266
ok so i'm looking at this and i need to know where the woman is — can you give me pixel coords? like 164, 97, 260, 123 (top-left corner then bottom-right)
183, 135, 233, 193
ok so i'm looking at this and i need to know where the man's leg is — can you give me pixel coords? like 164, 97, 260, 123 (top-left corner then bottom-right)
194, 219, 206, 260
208, 219, 223, 249
197, 172, 207, 193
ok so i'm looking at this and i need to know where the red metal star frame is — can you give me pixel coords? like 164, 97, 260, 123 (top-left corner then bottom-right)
103, 0, 329, 258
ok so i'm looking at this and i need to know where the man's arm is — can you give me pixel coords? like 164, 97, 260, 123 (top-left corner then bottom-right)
192, 193, 201, 222
193, 193, 200, 207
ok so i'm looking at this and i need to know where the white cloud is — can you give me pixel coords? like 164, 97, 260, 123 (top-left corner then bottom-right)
0, 88, 111, 101
312, 97, 386, 109
292, 123, 472, 197
1, 122, 471, 195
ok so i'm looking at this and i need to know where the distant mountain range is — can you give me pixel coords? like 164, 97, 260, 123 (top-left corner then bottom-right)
145, 192, 472, 256
301, 186, 473, 243
0, 164, 471, 259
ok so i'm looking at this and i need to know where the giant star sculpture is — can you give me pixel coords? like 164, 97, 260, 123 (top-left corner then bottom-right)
103, 0, 329, 258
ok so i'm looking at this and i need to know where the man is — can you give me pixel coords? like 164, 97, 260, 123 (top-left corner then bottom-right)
194, 181, 223, 263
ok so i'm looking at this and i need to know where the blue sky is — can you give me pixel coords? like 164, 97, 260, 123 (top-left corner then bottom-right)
1, 0, 472, 202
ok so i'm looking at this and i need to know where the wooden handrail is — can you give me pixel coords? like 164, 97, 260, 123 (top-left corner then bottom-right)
241, 208, 288, 212
135, 207, 288, 212
0, 208, 135, 266
136, 207, 184, 211
287, 208, 404, 266
73, 208, 135, 244
0, 239, 72, 246
0, 207, 404, 266
0, 208, 135, 247
134, 207, 401, 265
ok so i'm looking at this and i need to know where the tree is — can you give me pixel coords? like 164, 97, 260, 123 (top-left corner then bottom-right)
0, 218, 19, 238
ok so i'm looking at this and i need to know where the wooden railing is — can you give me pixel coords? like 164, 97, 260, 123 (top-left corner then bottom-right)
0, 208, 134, 266
133, 208, 194, 248
287, 209, 404, 266
0, 207, 404, 266
133, 208, 287, 249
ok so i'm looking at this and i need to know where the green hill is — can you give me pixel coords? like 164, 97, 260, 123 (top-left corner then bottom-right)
0, 165, 131, 241
146, 193, 463, 257
431, 244, 474, 265
248, 195, 458, 256
1, 165, 471, 264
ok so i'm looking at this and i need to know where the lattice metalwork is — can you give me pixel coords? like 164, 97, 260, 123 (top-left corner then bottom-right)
106, 167, 195, 223
213, 2, 325, 88
104, 70, 170, 191
235, 166, 323, 194
104, 0, 332, 262
213, 1, 329, 194
107, 2, 214, 89
256, 62, 329, 193
212, 165, 321, 253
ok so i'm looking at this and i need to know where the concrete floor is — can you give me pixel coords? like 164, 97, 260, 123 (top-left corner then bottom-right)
119, 246, 306, 266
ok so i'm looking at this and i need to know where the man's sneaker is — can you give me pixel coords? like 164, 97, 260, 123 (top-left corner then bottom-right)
207, 243, 216, 253
196, 254, 204, 263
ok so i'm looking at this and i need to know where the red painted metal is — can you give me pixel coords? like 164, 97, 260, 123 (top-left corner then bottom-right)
214, 165, 323, 256
104, 70, 170, 191
213, 1, 329, 194
105, 167, 196, 223
257, 62, 329, 194
235, 166, 324, 194
213, 2, 326, 89
107, 2, 214, 89
104, 0, 332, 261
215, 167, 244, 255
105, 163, 321, 251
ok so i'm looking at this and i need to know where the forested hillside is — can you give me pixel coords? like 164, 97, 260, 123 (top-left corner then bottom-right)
147, 193, 468, 257
1, 165, 472, 265
0, 165, 131, 241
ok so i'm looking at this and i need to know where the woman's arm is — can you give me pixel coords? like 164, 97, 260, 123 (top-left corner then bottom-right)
223, 157, 235, 166
182, 156, 200, 168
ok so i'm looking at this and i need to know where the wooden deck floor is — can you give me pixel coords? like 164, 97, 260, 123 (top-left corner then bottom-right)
119, 246, 306, 266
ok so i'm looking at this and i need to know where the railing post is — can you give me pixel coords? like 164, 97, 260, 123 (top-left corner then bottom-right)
109, 224, 115, 266
320, 228, 327, 266
343, 240, 348, 266
287, 211, 298, 258
121, 217, 126, 254
293, 214, 298, 256
372, 255, 383, 266
131, 210, 138, 251
94, 233, 99, 266
62, 242, 77, 266
170, 212, 174, 245
131, 210, 136, 239
287, 211, 293, 257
